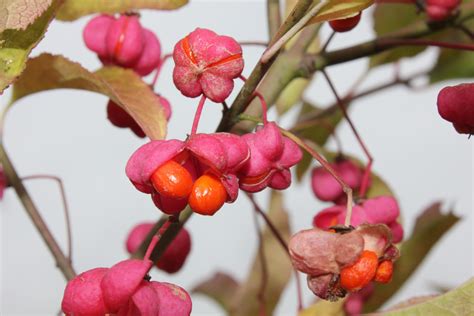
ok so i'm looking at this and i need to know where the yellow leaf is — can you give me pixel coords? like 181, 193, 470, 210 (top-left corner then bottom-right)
307, 0, 374, 25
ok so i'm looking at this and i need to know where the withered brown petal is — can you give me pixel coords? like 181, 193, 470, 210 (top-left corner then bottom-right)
288, 228, 340, 275
307, 274, 346, 301
334, 231, 364, 268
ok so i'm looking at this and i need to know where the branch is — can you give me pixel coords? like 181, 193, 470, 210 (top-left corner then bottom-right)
0, 143, 76, 281
305, 27, 436, 71
21, 175, 73, 262
252, 203, 268, 316
246, 193, 304, 311
216, 0, 314, 132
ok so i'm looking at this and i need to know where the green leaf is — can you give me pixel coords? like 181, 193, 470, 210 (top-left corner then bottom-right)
0, 0, 59, 93
429, 16, 474, 83
298, 299, 346, 316
381, 278, 474, 315
56, 0, 188, 21
192, 272, 240, 313
231, 191, 292, 316
430, 50, 474, 83
370, 3, 425, 67
11, 53, 167, 139
308, 0, 374, 25
366, 172, 394, 199
363, 202, 460, 312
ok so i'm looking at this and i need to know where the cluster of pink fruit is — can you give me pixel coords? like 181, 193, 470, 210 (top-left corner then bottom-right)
126, 28, 302, 217
83, 14, 171, 138
311, 159, 404, 243
306, 157, 403, 311
289, 224, 399, 302
61, 237, 192, 316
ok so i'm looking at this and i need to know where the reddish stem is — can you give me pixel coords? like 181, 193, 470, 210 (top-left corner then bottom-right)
151, 53, 172, 88
252, 205, 268, 316
378, 39, 474, 52
21, 175, 73, 262
144, 235, 159, 261
321, 70, 373, 198
247, 193, 304, 311
191, 95, 207, 135
239, 75, 269, 124
280, 130, 354, 226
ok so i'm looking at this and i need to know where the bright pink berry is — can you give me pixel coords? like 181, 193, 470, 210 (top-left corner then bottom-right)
105, 15, 145, 67
238, 122, 302, 192
84, 14, 162, 76
311, 159, 363, 202
150, 281, 192, 316
132, 29, 162, 76
125, 222, 192, 273
116, 281, 161, 316
437, 83, 474, 135
83, 15, 114, 58
427, 0, 460, 10
173, 28, 244, 102
426, 5, 450, 21
61, 267, 110, 316
426, 0, 460, 21
100, 259, 153, 313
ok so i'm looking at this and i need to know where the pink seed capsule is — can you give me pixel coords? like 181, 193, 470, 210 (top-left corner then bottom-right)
132, 29, 162, 76
125, 222, 192, 274
150, 281, 192, 316
311, 159, 362, 202
437, 83, 474, 135
61, 267, 110, 316
172, 28, 244, 103
106, 15, 146, 67
101, 259, 153, 313
83, 15, 115, 57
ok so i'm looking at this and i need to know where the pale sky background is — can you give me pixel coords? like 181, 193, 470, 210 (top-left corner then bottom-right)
1, 1, 473, 315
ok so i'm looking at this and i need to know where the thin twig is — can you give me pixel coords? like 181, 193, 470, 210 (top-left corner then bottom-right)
279, 130, 354, 226
151, 53, 172, 88
239, 41, 269, 47
252, 204, 268, 316
321, 70, 373, 198
0, 143, 76, 280
21, 175, 73, 262
321, 31, 336, 53
247, 193, 304, 311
